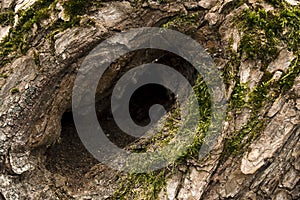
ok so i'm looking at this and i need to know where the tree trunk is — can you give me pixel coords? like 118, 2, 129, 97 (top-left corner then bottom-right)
0, 0, 299, 199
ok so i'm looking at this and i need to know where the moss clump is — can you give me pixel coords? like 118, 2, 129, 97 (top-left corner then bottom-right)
223, 59, 299, 158
10, 88, 20, 94
241, 5, 300, 103
222, 117, 265, 157
239, 10, 279, 68
62, 0, 92, 17
222, 51, 240, 87
154, 76, 211, 162
0, 0, 54, 66
239, 32, 278, 66
112, 171, 166, 199
62, 0, 103, 18
0, 11, 15, 26
230, 82, 249, 110
240, 5, 300, 54
162, 12, 201, 31
279, 57, 300, 91
0, 74, 8, 78
112, 75, 211, 198
265, 0, 285, 8
180, 77, 211, 160
0, 0, 102, 67
128, 75, 211, 161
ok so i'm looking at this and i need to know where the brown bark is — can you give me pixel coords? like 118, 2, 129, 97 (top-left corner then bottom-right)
0, 0, 299, 199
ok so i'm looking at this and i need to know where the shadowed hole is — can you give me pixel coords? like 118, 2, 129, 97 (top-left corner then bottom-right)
45, 49, 199, 188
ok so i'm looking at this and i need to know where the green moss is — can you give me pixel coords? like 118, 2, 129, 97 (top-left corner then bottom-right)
222, 75, 272, 159
279, 8, 300, 51
0, 0, 103, 67
222, 40, 241, 89
173, 77, 211, 162
0, 0, 54, 66
265, 0, 286, 8
112, 171, 166, 199
222, 117, 265, 157
156, 0, 169, 4
222, 4, 300, 158
240, 6, 300, 53
128, 75, 211, 161
242, 5, 300, 108
279, 57, 300, 91
62, 0, 91, 17
10, 88, 20, 94
0, 74, 8, 78
62, 0, 103, 18
0, 11, 15, 26
112, 76, 212, 198
33, 51, 41, 67
230, 83, 249, 110
161, 76, 211, 162
49, 17, 81, 33
128, 107, 180, 154
239, 32, 278, 65
15, 0, 52, 30
222, 58, 299, 159
162, 12, 200, 31
249, 80, 273, 111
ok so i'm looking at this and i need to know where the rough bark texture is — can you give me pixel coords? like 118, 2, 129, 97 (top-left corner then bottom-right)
0, 0, 299, 199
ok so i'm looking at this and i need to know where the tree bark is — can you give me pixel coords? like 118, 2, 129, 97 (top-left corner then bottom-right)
0, 0, 299, 199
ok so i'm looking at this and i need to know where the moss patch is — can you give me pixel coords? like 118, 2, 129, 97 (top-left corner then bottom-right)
279, 56, 300, 91
0, 74, 8, 78
221, 2, 300, 158
62, 0, 91, 17
111, 75, 211, 198
111, 171, 166, 200
10, 88, 20, 94
0, 11, 15, 26
230, 82, 249, 110
162, 12, 201, 32
0, 0, 102, 67
0, 0, 54, 66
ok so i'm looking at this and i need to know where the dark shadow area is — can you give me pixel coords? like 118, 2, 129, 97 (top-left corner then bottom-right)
98, 83, 175, 148
45, 112, 99, 184
129, 84, 175, 126
45, 48, 199, 184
